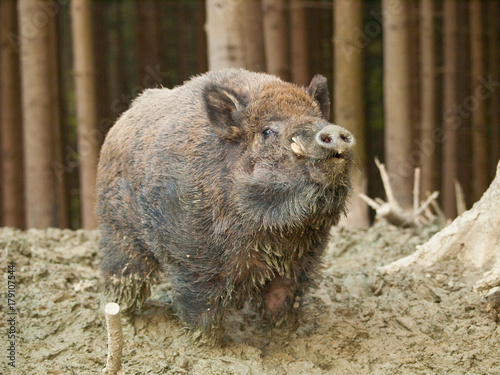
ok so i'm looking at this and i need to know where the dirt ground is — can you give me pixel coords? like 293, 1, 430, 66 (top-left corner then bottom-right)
1, 221, 499, 375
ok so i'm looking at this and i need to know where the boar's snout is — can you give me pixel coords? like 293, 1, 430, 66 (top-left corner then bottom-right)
292, 124, 355, 160
315, 124, 355, 158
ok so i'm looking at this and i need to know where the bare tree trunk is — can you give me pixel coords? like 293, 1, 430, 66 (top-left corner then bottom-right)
71, 0, 99, 229
262, 0, 288, 80
290, 0, 308, 85
241, 0, 265, 71
334, 0, 368, 226
48, 8, 69, 228
108, 0, 127, 122
419, 0, 436, 195
197, 0, 208, 73
135, 0, 161, 87
93, 1, 110, 127
206, 0, 246, 69
1, 0, 25, 228
469, 0, 489, 202
442, 0, 458, 218
455, 1, 472, 210
490, 1, 500, 166
206, 0, 264, 71
382, 0, 412, 209
18, 0, 56, 228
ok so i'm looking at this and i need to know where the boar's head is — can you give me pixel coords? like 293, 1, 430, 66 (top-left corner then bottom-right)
202, 75, 355, 229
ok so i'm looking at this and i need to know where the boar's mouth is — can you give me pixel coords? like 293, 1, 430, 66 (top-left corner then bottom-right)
290, 137, 349, 162
291, 124, 355, 162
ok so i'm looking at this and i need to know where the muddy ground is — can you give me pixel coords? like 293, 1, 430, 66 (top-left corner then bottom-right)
1, 222, 499, 375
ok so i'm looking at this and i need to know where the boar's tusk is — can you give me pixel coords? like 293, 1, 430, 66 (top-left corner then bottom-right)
291, 138, 305, 156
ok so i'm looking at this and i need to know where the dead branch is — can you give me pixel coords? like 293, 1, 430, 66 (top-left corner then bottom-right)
359, 159, 443, 228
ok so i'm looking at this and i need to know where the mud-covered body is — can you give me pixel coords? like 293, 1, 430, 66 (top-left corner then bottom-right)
98, 69, 354, 336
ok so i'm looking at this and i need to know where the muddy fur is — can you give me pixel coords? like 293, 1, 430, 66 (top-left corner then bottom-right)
97, 69, 354, 341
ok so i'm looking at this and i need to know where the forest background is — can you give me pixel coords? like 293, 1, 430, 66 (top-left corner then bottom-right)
0, 0, 498, 230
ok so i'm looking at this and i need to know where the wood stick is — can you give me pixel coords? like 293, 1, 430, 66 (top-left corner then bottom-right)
454, 179, 466, 216
413, 191, 439, 218
413, 168, 421, 212
374, 157, 400, 210
430, 196, 447, 223
359, 193, 380, 210
103, 303, 125, 375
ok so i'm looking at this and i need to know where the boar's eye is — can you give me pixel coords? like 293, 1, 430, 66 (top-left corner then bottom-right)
262, 128, 276, 138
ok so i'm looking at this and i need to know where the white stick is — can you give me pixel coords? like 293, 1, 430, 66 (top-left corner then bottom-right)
413, 168, 421, 213
103, 303, 125, 375
374, 157, 400, 210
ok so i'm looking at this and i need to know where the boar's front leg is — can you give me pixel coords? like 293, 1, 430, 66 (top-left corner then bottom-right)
100, 224, 161, 314
170, 270, 229, 344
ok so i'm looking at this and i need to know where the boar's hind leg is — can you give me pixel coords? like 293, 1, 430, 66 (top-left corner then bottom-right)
100, 226, 161, 314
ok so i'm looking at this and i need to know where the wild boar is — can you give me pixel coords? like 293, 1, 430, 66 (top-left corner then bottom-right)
97, 68, 355, 341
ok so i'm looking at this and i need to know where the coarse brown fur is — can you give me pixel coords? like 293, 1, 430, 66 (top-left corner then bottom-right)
97, 69, 354, 342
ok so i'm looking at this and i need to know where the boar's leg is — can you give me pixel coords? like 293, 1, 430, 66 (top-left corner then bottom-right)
169, 271, 229, 343
100, 224, 161, 314
262, 276, 301, 328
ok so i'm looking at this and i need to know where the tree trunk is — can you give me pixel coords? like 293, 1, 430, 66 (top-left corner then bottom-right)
490, 1, 500, 166
93, 1, 110, 128
381, 160, 500, 298
206, 0, 264, 71
262, 0, 288, 80
197, 0, 208, 73
442, 0, 458, 218
382, 0, 412, 209
1, 0, 25, 228
419, 0, 435, 195
135, 0, 161, 87
108, 0, 127, 123
71, 0, 99, 229
455, 1, 472, 210
469, 0, 489, 202
290, 0, 308, 85
18, 0, 56, 228
48, 7, 70, 228
241, 0, 265, 71
334, 0, 368, 227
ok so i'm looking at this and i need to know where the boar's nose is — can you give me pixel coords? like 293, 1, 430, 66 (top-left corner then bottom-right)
315, 124, 355, 158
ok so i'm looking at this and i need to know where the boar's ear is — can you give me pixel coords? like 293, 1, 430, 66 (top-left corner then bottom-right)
307, 75, 330, 121
203, 84, 247, 142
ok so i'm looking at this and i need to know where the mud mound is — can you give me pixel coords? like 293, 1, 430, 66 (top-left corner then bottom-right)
1, 223, 498, 374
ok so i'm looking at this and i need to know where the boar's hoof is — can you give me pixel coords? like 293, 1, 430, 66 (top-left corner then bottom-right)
103, 276, 153, 315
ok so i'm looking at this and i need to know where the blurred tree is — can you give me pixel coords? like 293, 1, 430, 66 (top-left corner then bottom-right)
0, 0, 25, 228
262, 0, 288, 80
470, 0, 488, 202
18, 0, 57, 228
135, 0, 161, 87
442, 0, 458, 218
290, 0, 308, 85
48, 5, 70, 228
419, 0, 436, 195
197, 0, 208, 73
206, 0, 265, 71
490, 1, 500, 167
456, 2, 473, 209
382, 0, 412, 209
334, 0, 368, 226
71, 0, 98, 229
93, 1, 111, 129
